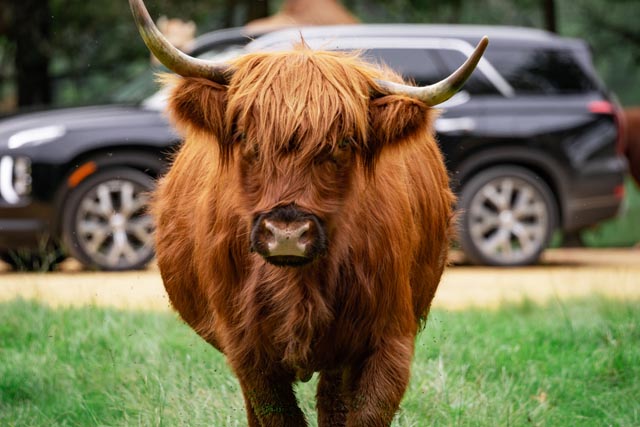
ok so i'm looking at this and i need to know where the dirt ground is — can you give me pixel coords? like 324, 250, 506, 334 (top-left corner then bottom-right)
0, 248, 638, 311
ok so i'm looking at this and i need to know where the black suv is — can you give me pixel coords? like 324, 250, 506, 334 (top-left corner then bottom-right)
0, 24, 626, 270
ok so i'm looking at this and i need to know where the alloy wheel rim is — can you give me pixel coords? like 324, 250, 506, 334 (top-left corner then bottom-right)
468, 176, 549, 264
75, 179, 153, 268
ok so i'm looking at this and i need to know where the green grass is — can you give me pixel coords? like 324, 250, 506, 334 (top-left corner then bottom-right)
0, 298, 638, 426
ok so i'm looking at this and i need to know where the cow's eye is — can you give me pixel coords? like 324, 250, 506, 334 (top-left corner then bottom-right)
328, 139, 354, 166
337, 138, 350, 150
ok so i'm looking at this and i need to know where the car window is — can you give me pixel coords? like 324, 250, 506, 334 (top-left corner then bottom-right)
484, 48, 598, 94
361, 48, 444, 86
109, 67, 164, 104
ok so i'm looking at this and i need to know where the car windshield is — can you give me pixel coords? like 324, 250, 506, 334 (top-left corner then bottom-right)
108, 67, 164, 104
107, 44, 246, 104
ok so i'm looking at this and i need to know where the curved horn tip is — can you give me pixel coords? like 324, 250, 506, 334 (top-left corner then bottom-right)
477, 36, 489, 53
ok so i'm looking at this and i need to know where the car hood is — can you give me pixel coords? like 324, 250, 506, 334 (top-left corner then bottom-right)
0, 104, 169, 148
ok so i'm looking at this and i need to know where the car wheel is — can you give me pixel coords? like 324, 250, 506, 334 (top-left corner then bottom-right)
62, 168, 155, 271
457, 166, 558, 266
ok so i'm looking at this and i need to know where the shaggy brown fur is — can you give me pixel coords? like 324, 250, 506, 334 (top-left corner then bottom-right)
152, 47, 455, 427
624, 107, 640, 186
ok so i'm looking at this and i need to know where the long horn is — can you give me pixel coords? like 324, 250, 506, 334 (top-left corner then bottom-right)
375, 36, 489, 106
129, 0, 230, 83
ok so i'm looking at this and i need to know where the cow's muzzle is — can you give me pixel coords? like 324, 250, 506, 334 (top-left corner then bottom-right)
250, 205, 327, 267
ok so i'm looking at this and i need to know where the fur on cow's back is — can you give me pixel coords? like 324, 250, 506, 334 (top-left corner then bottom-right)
151, 47, 454, 373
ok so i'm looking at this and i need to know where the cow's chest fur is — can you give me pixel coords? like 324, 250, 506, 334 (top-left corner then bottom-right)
233, 263, 367, 375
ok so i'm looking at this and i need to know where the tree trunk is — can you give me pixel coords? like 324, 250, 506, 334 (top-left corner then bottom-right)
542, 0, 557, 33
225, 0, 271, 28
247, 0, 270, 22
11, 0, 52, 107
223, 0, 236, 28
449, 0, 463, 23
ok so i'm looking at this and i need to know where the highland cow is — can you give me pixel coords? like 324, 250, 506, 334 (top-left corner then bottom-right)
130, 0, 487, 425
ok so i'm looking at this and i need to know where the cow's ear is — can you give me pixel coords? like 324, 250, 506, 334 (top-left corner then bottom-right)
368, 95, 432, 151
162, 74, 228, 142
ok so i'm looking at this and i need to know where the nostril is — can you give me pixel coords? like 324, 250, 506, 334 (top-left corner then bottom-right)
296, 222, 311, 238
259, 219, 313, 258
264, 220, 310, 239
298, 227, 311, 245
264, 220, 278, 237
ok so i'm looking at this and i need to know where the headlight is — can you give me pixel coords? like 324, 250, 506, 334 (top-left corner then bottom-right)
8, 125, 66, 150
0, 156, 31, 204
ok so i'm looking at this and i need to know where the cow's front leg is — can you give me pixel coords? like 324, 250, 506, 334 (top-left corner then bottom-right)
317, 369, 348, 427
346, 336, 414, 427
237, 370, 307, 427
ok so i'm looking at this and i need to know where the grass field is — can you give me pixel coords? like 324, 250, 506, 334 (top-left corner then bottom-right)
1, 298, 638, 427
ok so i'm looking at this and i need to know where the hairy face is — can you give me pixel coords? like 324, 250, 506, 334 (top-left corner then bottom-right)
226, 50, 375, 221
164, 48, 432, 265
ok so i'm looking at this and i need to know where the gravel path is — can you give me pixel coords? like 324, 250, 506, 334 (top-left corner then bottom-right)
1, 249, 638, 311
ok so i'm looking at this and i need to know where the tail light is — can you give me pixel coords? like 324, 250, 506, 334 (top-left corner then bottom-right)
588, 100, 627, 155
614, 184, 625, 200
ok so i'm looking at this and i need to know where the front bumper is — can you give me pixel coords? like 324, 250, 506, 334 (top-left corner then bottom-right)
0, 198, 56, 251
0, 153, 55, 251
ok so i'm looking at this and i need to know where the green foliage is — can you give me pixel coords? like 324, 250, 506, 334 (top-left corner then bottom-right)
558, 0, 640, 106
1, 298, 638, 426
0, 0, 232, 108
348, 0, 545, 27
46, 0, 230, 105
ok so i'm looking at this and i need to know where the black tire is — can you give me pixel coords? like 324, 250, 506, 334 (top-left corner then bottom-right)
61, 167, 156, 271
457, 165, 558, 266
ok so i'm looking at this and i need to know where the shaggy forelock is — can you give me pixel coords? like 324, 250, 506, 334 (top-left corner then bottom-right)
226, 46, 382, 166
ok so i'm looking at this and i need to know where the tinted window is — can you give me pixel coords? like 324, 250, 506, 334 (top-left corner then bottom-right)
485, 48, 597, 94
365, 48, 499, 95
362, 48, 443, 86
